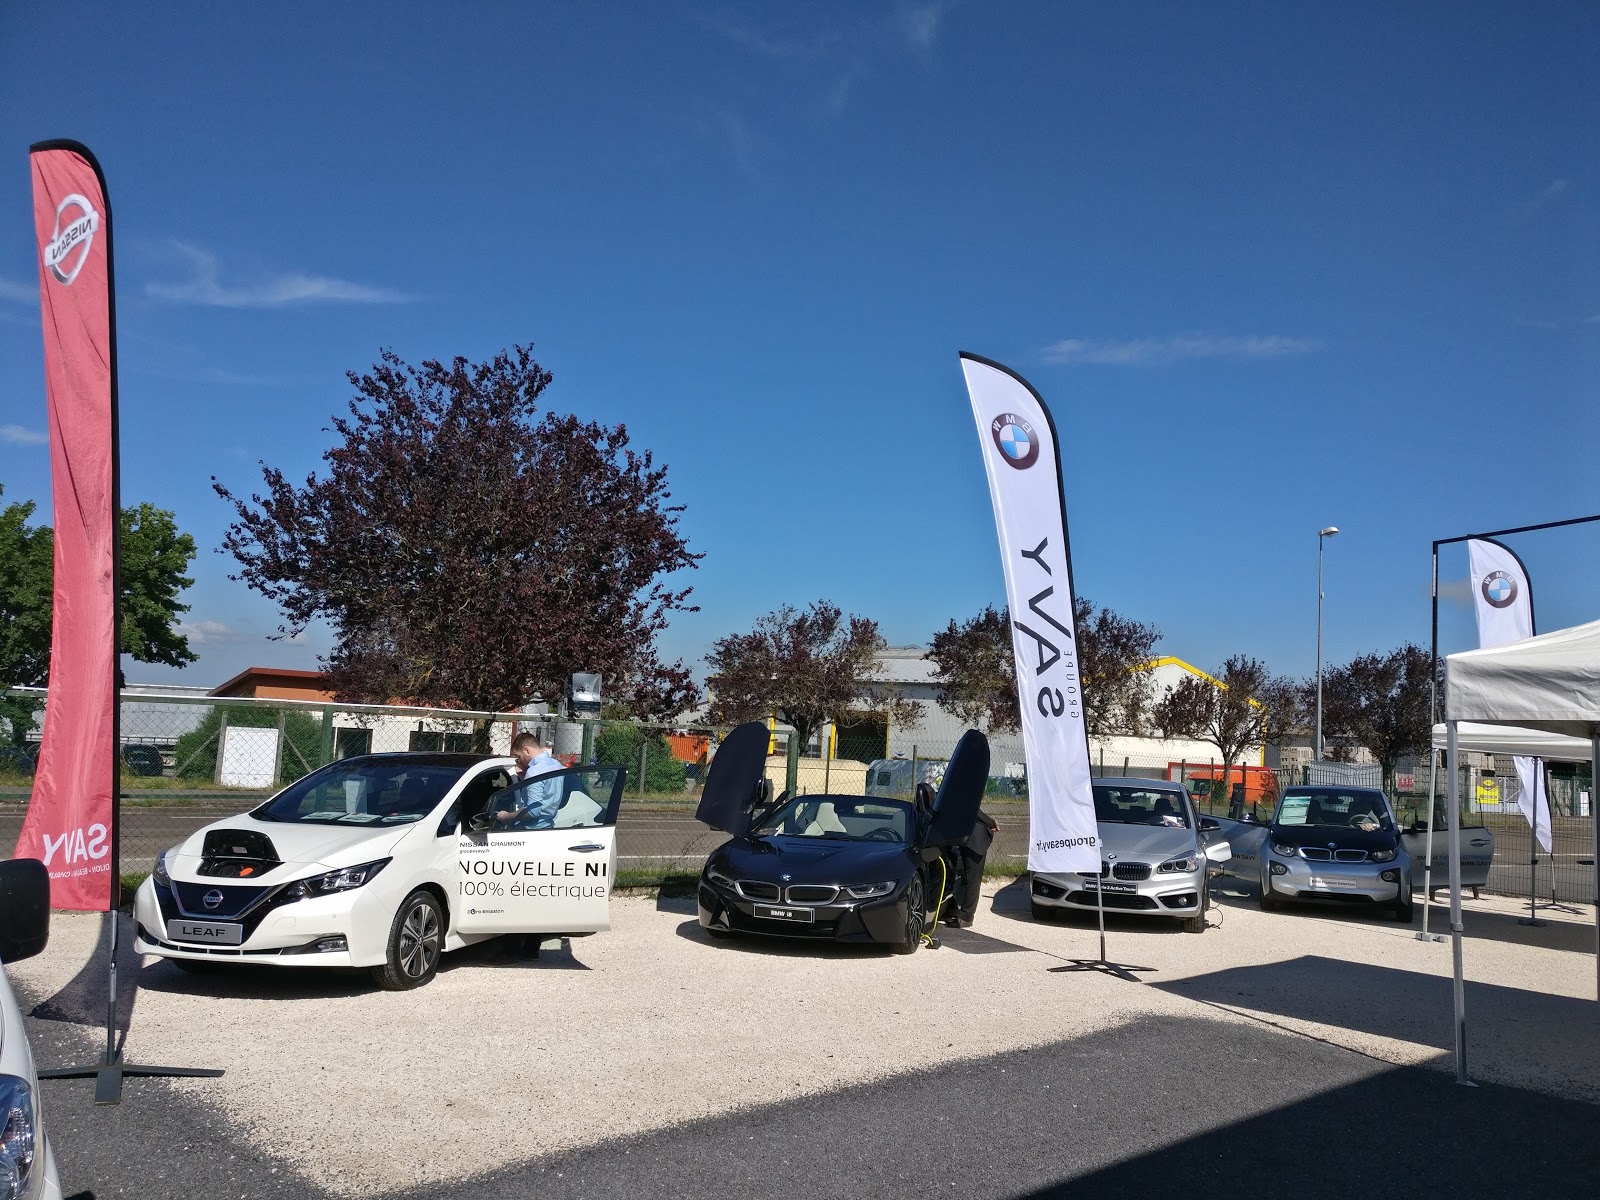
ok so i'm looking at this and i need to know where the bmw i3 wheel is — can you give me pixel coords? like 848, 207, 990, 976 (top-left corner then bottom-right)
372, 889, 444, 990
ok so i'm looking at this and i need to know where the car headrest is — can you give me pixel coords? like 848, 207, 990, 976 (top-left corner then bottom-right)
914, 782, 936, 815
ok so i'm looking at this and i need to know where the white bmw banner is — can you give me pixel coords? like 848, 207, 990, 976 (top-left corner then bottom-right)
1512, 755, 1554, 854
960, 353, 1099, 875
1467, 537, 1533, 649
1468, 537, 1549, 850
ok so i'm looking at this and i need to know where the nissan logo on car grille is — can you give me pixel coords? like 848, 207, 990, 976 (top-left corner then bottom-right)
203, 889, 225, 910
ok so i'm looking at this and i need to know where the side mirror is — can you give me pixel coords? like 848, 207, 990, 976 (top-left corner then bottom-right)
1204, 842, 1232, 864
0, 859, 50, 963
467, 812, 494, 833
1198, 817, 1220, 832
1410, 821, 1429, 833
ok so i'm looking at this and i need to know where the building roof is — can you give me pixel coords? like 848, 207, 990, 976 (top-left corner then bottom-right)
210, 666, 334, 699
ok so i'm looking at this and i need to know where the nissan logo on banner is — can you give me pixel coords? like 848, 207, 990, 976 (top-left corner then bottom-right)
42, 193, 100, 285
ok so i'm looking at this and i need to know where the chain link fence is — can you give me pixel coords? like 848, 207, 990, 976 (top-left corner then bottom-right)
1, 690, 1591, 899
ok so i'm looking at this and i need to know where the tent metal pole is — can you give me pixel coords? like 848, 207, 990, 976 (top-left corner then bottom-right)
1447, 720, 1473, 1085
1593, 732, 1599, 1003
1420, 543, 1444, 942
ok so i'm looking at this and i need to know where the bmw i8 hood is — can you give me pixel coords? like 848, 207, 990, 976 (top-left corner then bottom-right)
713, 837, 913, 887
164, 816, 414, 881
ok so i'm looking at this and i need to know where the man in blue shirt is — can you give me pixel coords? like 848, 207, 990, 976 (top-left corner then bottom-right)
494, 730, 563, 828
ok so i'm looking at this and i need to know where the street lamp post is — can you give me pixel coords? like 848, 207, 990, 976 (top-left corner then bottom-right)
1315, 525, 1339, 762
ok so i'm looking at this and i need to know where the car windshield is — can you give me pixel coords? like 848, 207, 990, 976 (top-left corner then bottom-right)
251, 760, 470, 825
1093, 785, 1191, 829
752, 796, 913, 843
1275, 789, 1393, 831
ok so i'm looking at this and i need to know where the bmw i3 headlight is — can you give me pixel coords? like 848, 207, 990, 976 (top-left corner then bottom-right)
1369, 848, 1397, 863
844, 881, 896, 900
1271, 841, 1300, 858
1158, 852, 1199, 874
0, 1074, 37, 1200
284, 858, 391, 901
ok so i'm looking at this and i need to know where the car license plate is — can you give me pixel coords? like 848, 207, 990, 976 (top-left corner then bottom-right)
1081, 880, 1136, 895
1309, 876, 1359, 890
753, 904, 814, 923
168, 919, 243, 945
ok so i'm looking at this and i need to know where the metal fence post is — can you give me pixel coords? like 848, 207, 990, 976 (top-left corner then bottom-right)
581, 720, 594, 766
786, 733, 800, 797
215, 709, 229, 785
319, 705, 334, 766
639, 738, 648, 797
272, 709, 286, 785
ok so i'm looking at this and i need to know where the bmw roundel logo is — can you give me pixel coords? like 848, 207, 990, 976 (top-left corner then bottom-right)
1481, 570, 1517, 609
990, 413, 1040, 470
780, 874, 792, 882
202, 889, 224, 910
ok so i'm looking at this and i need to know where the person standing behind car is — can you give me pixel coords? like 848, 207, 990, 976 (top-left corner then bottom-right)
495, 730, 563, 828
952, 808, 1000, 927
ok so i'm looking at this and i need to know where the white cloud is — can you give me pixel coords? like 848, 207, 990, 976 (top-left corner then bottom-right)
146, 241, 414, 308
894, 2, 951, 52
1040, 333, 1323, 367
0, 425, 49, 446
0, 275, 37, 305
1438, 578, 1474, 605
1541, 178, 1569, 200
176, 620, 240, 645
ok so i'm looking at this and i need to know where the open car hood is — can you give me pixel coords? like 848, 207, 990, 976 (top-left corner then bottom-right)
920, 729, 990, 849
694, 722, 771, 835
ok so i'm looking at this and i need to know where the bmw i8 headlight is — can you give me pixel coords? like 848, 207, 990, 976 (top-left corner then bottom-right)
1271, 841, 1300, 858
0, 1074, 37, 1200
283, 858, 391, 901
1158, 852, 1200, 874
706, 866, 738, 891
1369, 848, 1397, 862
844, 881, 896, 900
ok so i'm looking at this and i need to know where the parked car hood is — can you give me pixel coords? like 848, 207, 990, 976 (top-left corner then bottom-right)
1268, 823, 1399, 853
712, 836, 913, 886
166, 816, 414, 881
1096, 823, 1197, 861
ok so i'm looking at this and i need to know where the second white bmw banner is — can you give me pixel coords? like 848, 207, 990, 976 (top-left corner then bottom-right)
960, 353, 1099, 875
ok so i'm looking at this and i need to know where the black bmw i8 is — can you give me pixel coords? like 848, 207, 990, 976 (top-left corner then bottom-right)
694, 722, 990, 954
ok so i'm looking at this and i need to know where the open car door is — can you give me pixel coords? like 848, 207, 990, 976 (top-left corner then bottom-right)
693, 722, 771, 836
920, 729, 991, 850
454, 765, 625, 937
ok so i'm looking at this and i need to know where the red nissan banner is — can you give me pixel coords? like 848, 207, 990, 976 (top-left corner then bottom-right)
14, 141, 120, 910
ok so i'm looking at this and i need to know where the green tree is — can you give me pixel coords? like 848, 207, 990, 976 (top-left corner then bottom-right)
213, 346, 700, 719
705, 601, 919, 757
1319, 643, 1437, 792
175, 705, 325, 786
592, 723, 686, 794
0, 486, 197, 743
927, 596, 1162, 737
1154, 656, 1297, 810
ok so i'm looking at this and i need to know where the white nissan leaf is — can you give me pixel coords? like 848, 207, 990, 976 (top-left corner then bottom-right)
133, 754, 624, 989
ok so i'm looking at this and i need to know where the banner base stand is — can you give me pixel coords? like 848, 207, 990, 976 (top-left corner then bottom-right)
1049, 959, 1154, 983
1414, 931, 1448, 943
39, 1059, 224, 1106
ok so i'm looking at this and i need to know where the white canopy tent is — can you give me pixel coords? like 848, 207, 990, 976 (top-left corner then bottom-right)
1443, 618, 1600, 1083
1430, 721, 1594, 761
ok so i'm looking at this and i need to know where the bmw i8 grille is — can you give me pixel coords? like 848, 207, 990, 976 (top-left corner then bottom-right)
1111, 862, 1151, 881
785, 885, 839, 904
737, 880, 782, 902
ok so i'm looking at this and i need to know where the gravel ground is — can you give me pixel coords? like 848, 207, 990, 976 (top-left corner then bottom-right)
11, 882, 1599, 1198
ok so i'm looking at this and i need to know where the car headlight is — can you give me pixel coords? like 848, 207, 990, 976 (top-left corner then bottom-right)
1369, 848, 1397, 863
0, 1074, 37, 1200
1271, 841, 1300, 858
1158, 852, 1199, 874
706, 866, 737, 891
844, 881, 895, 900
152, 849, 172, 887
283, 858, 391, 901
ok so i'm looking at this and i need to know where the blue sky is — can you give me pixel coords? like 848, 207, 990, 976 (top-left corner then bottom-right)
2, 1, 1597, 696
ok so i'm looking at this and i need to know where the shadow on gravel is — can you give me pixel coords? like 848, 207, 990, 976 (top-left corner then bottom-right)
1155, 954, 1600, 1081
29, 911, 139, 1034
